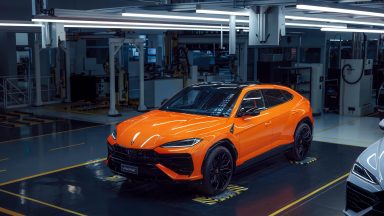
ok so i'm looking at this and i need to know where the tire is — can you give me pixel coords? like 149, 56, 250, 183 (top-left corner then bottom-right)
288, 122, 313, 161
201, 146, 234, 195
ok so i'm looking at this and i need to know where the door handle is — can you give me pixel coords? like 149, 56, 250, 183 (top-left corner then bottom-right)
264, 121, 272, 126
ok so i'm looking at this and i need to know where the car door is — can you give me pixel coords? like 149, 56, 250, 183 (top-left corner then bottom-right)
233, 89, 273, 164
261, 89, 293, 147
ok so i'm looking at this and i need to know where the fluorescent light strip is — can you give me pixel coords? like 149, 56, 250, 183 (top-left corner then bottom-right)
0, 23, 43, 27
64, 24, 230, 31
297, 4, 384, 18
321, 27, 384, 33
285, 15, 384, 27
122, 12, 249, 23
196, 9, 249, 17
122, 12, 228, 22
286, 22, 347, 29
33, 18, 249, 30
33, 18, 223, 29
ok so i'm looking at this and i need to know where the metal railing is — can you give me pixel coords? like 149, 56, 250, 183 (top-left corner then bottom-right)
0, 75, 59, 109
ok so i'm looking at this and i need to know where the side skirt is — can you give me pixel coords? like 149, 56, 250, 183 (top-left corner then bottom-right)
235, 144, 292, 173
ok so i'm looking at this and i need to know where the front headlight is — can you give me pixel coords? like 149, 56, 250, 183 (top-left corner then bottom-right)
111, 130, 117, 140
352, 163, 379, 184
161, 138, 202, 148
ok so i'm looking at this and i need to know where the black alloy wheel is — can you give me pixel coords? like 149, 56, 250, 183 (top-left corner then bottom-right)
289, 122, 312, 161
201, 146, 233, 195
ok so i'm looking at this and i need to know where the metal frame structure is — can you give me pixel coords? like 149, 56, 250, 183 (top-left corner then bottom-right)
108, 38, 146, 116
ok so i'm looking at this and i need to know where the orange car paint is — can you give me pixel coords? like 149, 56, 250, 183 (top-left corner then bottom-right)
107, 84, 313, 181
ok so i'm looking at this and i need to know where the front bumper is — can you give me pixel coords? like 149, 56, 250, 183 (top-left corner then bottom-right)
107, 143, 195, 181
344, 182, 384, 216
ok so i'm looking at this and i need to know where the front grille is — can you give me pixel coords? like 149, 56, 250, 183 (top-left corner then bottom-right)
112, 145, 158, 164
108, 144, 194, 175
346, 182, 377, 212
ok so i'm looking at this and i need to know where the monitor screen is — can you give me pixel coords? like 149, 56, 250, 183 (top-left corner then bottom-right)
148, 56, 156, 64
148, 48, 156, 55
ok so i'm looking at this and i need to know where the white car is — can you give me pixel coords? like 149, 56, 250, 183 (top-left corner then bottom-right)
344, 119, 384, 215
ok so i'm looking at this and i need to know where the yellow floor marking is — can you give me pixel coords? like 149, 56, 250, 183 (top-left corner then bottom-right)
0, 125, 104, 145
268, 173, 349, 216
0, 157, 106, 186
0, 158, 8, 162
49, 142, 86, 151
0, 207, 24, 216
193, 184, 248, 205
0, 189, 85, 216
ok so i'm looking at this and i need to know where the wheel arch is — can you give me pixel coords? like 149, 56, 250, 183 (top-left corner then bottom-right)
201, 139, 238, 174
300, 116, 313, 131
293, 116, 313, 139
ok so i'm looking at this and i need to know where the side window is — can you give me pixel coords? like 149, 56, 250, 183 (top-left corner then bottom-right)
239, 90, 266, 112
262, 89, 287, 108
280, 90, 293, 101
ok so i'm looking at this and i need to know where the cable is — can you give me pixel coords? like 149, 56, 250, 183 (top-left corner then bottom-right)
341, 63, 364, 85
341, 33, 367, 85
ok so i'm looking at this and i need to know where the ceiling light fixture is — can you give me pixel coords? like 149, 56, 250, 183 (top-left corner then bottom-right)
122, 12, 229, 22
33, 18, 225, 29
321, 27, 384, 33
196, 9, 249, 17
285, 15, 384, 27
33, 18, 249, 30
297, 3, 384, 18
63, 24, 231, 31
286, 22, 347, 29
122, 12, 249, 23
0, 22, 43, 27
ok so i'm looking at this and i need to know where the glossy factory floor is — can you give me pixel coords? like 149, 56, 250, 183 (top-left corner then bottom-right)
0, 110, 381, 216
0, 142, 363, 216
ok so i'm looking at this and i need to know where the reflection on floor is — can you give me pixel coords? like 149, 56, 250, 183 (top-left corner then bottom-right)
284, 181, 347, 216
0, 111, 101, 142
18, 105, 141, 125
313, 113, 383, 147
0, 142, 363, 216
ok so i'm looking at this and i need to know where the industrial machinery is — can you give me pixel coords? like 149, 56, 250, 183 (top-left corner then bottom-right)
340, 59, 374, 116
296, 63, 324, 116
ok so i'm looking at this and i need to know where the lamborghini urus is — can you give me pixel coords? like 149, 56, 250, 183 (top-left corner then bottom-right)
107, 82, 314, 195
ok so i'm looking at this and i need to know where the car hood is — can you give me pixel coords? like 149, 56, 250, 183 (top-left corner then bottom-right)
357, 137, 384, 189
115, 110, 228, 149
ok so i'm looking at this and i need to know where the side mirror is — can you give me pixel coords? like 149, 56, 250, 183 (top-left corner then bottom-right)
238, 107, 260, 117
380, 119, 384, 130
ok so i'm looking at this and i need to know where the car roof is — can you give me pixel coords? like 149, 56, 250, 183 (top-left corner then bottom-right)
191, 81, 259, 89
190, 82, 286, 90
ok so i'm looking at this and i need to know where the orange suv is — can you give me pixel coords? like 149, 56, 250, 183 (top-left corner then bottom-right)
107, 82, 313, 195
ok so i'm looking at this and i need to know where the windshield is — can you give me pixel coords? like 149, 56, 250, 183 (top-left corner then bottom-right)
160, 85, 241, 117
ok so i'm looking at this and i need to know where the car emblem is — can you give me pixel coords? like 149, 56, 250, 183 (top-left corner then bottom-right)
130, 140, 135, 145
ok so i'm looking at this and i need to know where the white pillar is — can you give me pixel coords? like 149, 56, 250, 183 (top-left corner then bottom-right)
248, 7, 258, 46
220, 25, 223, 49
229, 15, 236, 55
138, 42, 147, 111
34, 37, 42, 106
55, 48, 61, 98
64, 45, 71, 103
108, 42, 120, 116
